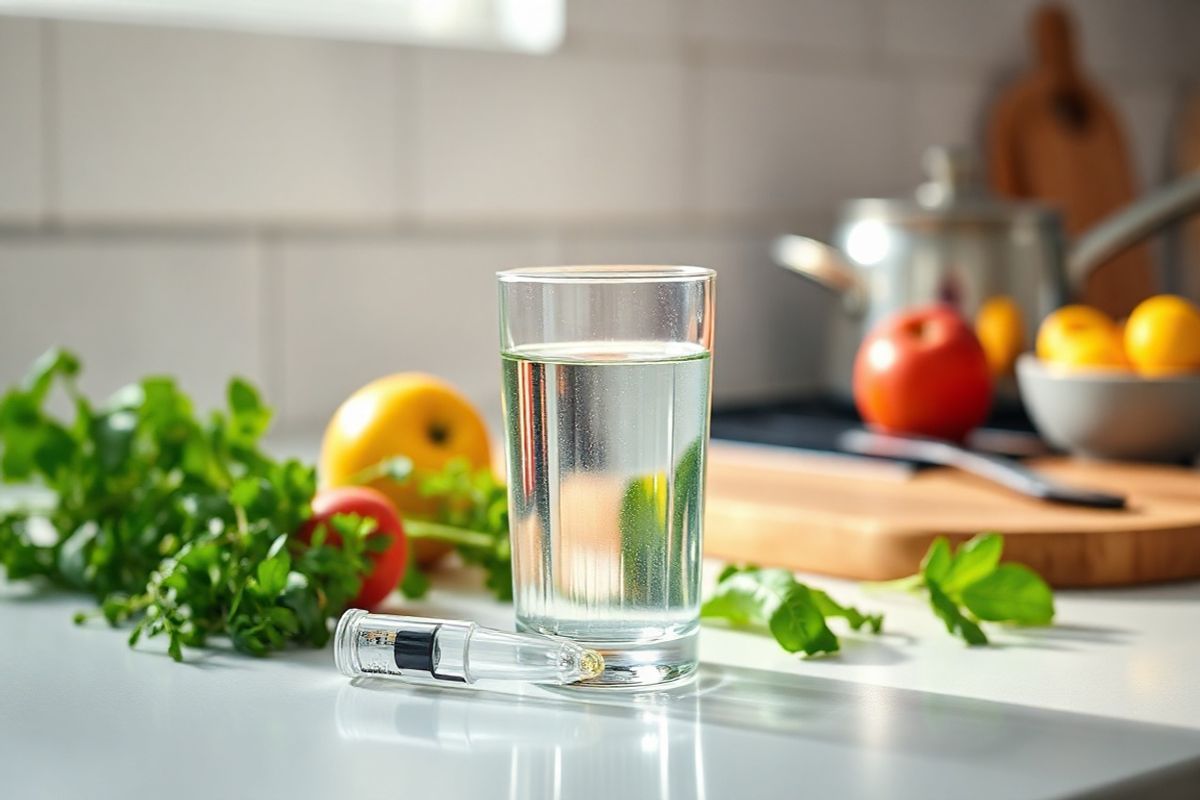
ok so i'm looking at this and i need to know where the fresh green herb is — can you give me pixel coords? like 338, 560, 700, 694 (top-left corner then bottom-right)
704, 532, 1054, 655
0, 349, 377, 661
701, 566, 883, 656
364, 457, 512, 601
913, 532, 1055, 645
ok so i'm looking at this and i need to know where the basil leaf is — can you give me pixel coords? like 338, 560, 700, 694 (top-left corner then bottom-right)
700, 571, 781, 625
927, 579, 988, 645
940, 532, 1003, 596
961, 563, 1055, 625
811, 588, 884, 633
921, 537, 953, 583
769, 585, 840, 656
702, 568, 882, 656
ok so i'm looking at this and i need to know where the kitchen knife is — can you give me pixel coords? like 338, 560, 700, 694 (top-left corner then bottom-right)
839, 429, 1127, 509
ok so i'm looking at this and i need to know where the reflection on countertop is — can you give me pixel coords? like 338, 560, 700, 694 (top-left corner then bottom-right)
334, 663, 1200, 799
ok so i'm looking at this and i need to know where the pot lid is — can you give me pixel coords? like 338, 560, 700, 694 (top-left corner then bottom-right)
842, 146, 1059, 227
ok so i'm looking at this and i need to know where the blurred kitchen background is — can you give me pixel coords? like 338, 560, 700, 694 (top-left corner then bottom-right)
1, 0, 1198, 431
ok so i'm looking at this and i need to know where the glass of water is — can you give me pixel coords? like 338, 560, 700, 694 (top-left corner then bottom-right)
498, 265, 715, 688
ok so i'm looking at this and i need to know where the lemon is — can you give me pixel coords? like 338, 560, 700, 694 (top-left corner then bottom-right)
1124, 295, 1200, 376
1036, 305, 1128, 369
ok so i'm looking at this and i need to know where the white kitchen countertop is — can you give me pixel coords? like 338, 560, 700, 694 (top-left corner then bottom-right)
3, 563, 1199, 800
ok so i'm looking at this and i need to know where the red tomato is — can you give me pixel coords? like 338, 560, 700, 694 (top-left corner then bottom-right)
853, 305, 993, 441
298, 486, 406, 611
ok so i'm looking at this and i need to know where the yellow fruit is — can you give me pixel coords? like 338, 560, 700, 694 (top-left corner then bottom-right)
1036, 305, 1112, 360
1036, 305, 1128, 369
320, 374, 492, 565
1047, 331, 1129, 370
975, 296, 1026, 376
1124, 295, 1200, 376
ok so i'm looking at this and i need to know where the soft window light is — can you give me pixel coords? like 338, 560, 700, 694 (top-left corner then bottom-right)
0, 0, 565, 53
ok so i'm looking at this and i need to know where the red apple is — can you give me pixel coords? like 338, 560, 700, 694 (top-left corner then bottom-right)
853, 305, 992, 441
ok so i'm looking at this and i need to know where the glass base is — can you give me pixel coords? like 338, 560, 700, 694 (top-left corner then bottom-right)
520, 627, 698, 689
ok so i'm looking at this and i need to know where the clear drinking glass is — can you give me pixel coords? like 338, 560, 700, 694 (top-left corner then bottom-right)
497, 265, 715, 687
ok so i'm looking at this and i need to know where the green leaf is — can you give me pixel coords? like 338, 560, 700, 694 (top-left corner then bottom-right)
365, 532, 393, 554
57, 522, 97, 589
702, 568, 882, 656
256, 551, 291, 598
941, 533, 1003, 596
23, 348, 80, 405
0, 393, 43, 479
0, 350, 518, 663
701, 569, 793, 625
33, 422, 78, 479
769, 585, 840, 655
961, 563, 1055, 625
716, 563, 743, 583
927, 579, 988, 645
399, 556, 431, 599
228, 378, 271, 442
811, 588, 884, 633
229, 476, 260, 509
91, 411, 136, 473
921, 537, 953, 584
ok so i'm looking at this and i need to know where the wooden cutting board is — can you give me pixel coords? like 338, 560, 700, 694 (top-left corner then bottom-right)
987, 3, 1155, 317
703, 442, 1200, 588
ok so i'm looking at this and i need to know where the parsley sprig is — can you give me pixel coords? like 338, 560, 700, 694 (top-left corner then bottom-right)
0, 349, 382, 660
342, 455, 511, 601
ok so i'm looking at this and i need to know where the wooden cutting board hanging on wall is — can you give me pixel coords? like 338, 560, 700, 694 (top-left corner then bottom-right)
987, 3, 1155, 317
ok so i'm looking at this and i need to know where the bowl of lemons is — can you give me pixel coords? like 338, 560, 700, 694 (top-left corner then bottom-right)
1016, 295, 1200, 462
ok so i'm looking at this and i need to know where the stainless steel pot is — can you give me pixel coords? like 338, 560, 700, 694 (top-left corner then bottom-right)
775, 146, 1200, 400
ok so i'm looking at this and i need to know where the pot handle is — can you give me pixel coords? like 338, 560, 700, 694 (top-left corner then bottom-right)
1068, 173, 1200, 291
772, 235, 867, 314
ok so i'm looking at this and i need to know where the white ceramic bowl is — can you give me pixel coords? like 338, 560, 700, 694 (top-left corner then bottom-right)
1016, 354, 1200, 462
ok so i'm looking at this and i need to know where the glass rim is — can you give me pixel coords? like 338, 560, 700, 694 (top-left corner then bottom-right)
497, 265, 715, 284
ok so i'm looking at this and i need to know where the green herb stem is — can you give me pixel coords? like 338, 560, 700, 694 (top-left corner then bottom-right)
403, 519, 500, 550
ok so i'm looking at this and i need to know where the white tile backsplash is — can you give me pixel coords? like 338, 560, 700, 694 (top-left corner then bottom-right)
1109, 81, 1178, 188
1061, 0, 1178, 80
697, 65, 908, 218
902, 75, 992, 182
272, 234, 557, 431
879, 0, 1035, 70
415, 50, 686, 222
689, 0, 875, 57
0, 236, 262, 411
558, 231, 831, 400
0, 19, 44, 221
0, 0, 1192, 419
54, 22, 410, 223
566, 0, 685, 49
